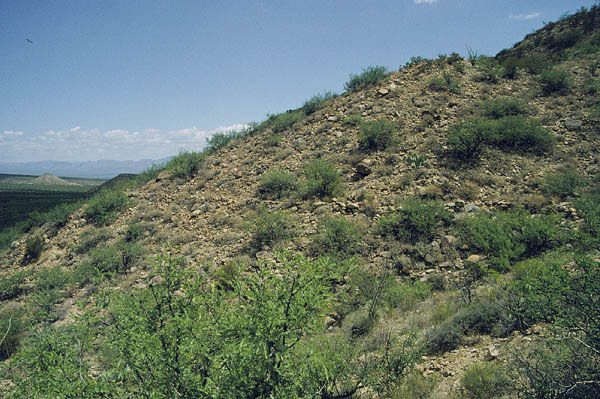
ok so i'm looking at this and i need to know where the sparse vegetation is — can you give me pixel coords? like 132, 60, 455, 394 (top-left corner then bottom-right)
166, 151, 206, 178
378, 198, 451, 241
249, 208, 295, 250
301, 159, 343, 199
310, 217, 362, 259
84, 190, 129, 226
22, 236, 43, 265
258, 169, 297, 199
302, 91, 336, 114
358, 119, 397, 151
461, 362, 512, 398
541, 166, 583, 198
483, 97, 527, 119
345, 65, 388, 92
539, 67, 571, 95
427, 72, 460, 93
267, 110, 304, 133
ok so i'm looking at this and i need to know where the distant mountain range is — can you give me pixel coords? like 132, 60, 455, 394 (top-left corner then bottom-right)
0, 158, 169, 179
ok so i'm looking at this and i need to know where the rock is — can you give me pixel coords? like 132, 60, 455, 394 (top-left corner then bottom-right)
442, 235, 458, 247
355, 162, 373, 178
377, 88, 389, 96
327, 116, 339, 122
413, 98, 426, 108
464, 203, 479, 213
487, 344, 500, 360
325, 316, 336, 327
10, 241, 19, 249
389, 83, 398, 92
439, 261, 453, 269
564, 118, 583, 131
466, 254, 484, 264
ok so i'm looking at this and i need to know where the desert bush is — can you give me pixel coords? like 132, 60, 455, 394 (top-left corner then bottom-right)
301, 159, 343, 199
483, 97, 527, 119
166, 151, 205, 178
74, 228, 112, 254
0, 271, 29, 301
584, 78, 600, 95
267, 110, 304, 133
343, 114, 363, 127
84, 190, 129, 226
487, 116, 553, 154
265, 134, 283, 147
0, 305, 26, 360
125, 221, 155, 242
425, 320, 463, 354
539, 67, 571, 95
575, 192, 600, 249
384, 280, 431, 311
378, 198, 451, 242
258, 169, 297, 199
541, 167, 583, 198
22, 236, 43, 265
461, 362, 512, 399
358, 119, 397, 151
345, 65, 388, 92
500, 57, 519, 79
302, 91, 336, 115
446, 118, 490, 161
72, 242, 143, 286
310, 217, 362, 259
520, 53, 553, 74
249, 209, 295, 251
475, 57, 503, 83
30, 267, 71, 322
428, 72, 460, 93
391, 372, 437, 398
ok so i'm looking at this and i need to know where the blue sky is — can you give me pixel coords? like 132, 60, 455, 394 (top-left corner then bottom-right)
0, 0, 595, 162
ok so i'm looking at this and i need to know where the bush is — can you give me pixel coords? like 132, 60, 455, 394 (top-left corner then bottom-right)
575, 192, 600, 249
72, 242, 144, 286
74, 228, 112, 254
343, 114, 363, 127
428, 72, 460, 93
487, 116, 553, 154
475, 57, 503, 83
384, 280, 431, 311
206, 132, 232, 152
0, 305, 26, 360
258, 170, 297, 199
446, 118, 491, 160
345, 65, 388, 92
302, 91, 335, 115
358, 119, 397, 151
501, 57, 519, 79
84, 190, 129, 226
520, 53, 552, 74
22, 236, 43, 265
165, 151, 205, 178
0, 271, 29, 301
584, 78, 600, 95
425, 320, 463, 354
483, 97, 527, 119
301, 159, 343, 199
265, 134, 283, 147
461, 362, 512, 398
541, 167, 583, 198
249, 209, 295, 251
268, 110, 304, 133
30, 267, 71, 322
539, 67, 571, 95
125, 222, 155, 242
310, 217, 362, 259
378, 199, 451, 242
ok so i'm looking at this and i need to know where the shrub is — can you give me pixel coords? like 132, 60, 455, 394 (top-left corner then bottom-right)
0, 271, 29, 301
249, 209, 295, 250
584, 78, 600, 95
302, 91, 335, 115
258, 169, 297, 199
343, 114, 363, 127
265, 134, 283, 147
425, 320, 463, 354
310, 217, 362, 259
539, 67, 571, 95
0, 305, 26, 360
378, 199, 451, 241
384, 280, 432, 311
483, 97, 527, 119
487, 116, 553, 154
461, 362, 512, 398
22, 236, 43, 265
575, 192, 600, 249
358, 119, 397, 151
30, 267, 71, 322
72, 242, 144, 286
541, 167, 583, 198
501, 57, 519, 79
206, 132, 233, 152
84, 190, 129, 226
125, 222, 155, 242
166, 151, 205, 178
268, 110, 304, 133
428, 73, 460, 93
74, 228, 112, 254
301, 159, 343, 199
446, 118, 490, 160
345, 65, 388, 92
520, 53, 552, 74
475, 57, 503, 83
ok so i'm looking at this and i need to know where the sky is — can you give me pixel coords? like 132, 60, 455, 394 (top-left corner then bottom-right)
0, 0, 596, 163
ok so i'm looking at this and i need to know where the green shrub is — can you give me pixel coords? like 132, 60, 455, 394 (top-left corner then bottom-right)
452, 299, 503, 336
301, 159, 343, 199
501, 57, 519, 79
265, 134, 283, 147
575, 192, 600, 249
84, 190, 129, 226
358, 119, 397, 151
0, 305, 26, 360
72, 242, 143, 286
302, 91, 335, 115
268, 110, 304, 133
22, 236, 44, 265
428, 72, 460, 93
36, 267, 69, 292
483, 97, 527, 119
446, 118, 490, 161
520, 53, 552, 74
258, 170, 297, 199
475, 57, 503, 83
584, 78, 600, 95
461, 362, 512, 399
342, 114, 363, 127
125, 222, 155, 242
166, 151, 205, 178
539, 67, 571, 95
487, 116, 553, 154
345, 65, 388, 92
378, 199, 451, 241
206, 132, 233, 152
0, 271, 29, 301
384, 280, 431, 311
310, 217, 362, 259
425, 320, 463, 354
249, 209, 295, 250
74, 228, 111, 254
541, 167, 583, 198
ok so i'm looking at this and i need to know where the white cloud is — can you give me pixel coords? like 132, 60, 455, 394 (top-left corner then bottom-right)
414, 0, 438, 4
509, 12, 541, 21
0, 124, 248, 162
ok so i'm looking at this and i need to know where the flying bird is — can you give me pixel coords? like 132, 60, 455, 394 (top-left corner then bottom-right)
26, 38, 33, 44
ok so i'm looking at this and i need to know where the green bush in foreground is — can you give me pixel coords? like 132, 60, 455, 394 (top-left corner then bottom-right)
301, 159, 343, 199
258, 169, 297, 199
22, 236, 43, 265
461, 362, 512, 398
166, 151, 206, 178
358, 119, 397, 151
84, 190, 129, 226
0, 305, 26, 360
345, 65, 388, 92
446, 118, 490, 160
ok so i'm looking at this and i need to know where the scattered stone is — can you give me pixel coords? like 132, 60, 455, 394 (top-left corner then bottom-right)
355, 162, 373, 178
564, 118, 582, 131
466, 254, 484, 264
377, 88, 389, 96
487, 345, 500, 360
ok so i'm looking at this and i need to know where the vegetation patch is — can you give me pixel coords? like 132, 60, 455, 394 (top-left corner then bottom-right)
345, 65, 388, 92
249, 208, 296, 251
302, 91, 336, 115
378, 198, 451, 242
539, 67, 571, 95
358, 119, 397, 151
258, 169, 297, 199
84, 190, 129, 226
310, 217, 362, 260
301, 159, 343, 199
165, 151, 206, 178
482, 97, 527, 119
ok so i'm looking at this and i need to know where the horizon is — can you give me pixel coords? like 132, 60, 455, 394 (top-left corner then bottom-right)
1, 0, 596, 163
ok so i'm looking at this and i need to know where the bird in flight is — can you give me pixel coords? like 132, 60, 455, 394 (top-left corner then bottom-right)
26, 38, 33, 44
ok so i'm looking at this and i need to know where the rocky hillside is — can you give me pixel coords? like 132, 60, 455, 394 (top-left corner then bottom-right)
1, 6, 599, 398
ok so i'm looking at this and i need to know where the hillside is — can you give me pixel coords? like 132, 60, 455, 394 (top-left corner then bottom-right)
0, 7, 599, 398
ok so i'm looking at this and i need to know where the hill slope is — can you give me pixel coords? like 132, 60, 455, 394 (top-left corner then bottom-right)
0, 7, 599, 398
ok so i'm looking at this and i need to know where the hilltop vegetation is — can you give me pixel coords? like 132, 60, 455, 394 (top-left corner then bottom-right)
1, 6, 600, 398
